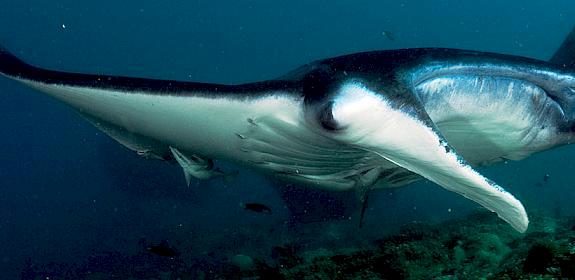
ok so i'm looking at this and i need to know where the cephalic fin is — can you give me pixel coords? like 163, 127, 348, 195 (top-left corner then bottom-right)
330, 81, 529, 233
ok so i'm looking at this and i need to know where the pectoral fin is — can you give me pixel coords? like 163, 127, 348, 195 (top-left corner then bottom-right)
330, 81, 528, 232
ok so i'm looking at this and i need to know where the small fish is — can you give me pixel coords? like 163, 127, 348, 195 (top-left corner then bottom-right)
535, 173, 551, 187
241, 203, 272, 213
381, 30, 395, 41
145, 240, 180, 257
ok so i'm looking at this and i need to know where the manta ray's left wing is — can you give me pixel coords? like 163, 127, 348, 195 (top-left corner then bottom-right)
326, 80, 528, 232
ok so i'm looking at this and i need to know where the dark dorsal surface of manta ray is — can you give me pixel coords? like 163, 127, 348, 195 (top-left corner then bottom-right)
2, 45, 575, 233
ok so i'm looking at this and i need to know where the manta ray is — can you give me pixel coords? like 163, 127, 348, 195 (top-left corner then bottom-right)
2, 35, 575, 233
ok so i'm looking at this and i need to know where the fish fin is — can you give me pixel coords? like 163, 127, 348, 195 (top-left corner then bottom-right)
330, 81, 528, 232
169, 147, 236, 185
169, 147, 207, 186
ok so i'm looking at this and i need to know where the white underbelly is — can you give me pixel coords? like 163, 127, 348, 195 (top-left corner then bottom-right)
26, 79, 302, 160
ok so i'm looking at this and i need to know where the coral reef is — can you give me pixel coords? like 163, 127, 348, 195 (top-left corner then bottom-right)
21, 210, 575, 279
259, 211, 575, 279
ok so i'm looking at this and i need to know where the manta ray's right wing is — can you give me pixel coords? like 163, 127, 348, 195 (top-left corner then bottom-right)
326, 80, 529, 233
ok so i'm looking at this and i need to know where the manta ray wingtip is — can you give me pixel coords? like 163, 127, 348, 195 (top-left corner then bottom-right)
0, 44, 36, 78
517, 215, 529, 233
498, 196, 529, 233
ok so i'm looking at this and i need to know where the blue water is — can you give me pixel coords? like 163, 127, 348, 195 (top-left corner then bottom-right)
1, 1, 575, 278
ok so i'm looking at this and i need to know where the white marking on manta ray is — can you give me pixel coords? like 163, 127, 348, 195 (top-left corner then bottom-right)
21, 78, 304, 162
417, 75, 561, 164
331, 81, 529, 232
411, 63, 575, 87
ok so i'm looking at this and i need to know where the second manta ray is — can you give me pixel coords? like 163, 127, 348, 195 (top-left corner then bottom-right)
4, 43, 575, 233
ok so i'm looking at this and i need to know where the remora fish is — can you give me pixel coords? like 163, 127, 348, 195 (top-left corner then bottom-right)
3, 38, 575, 233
